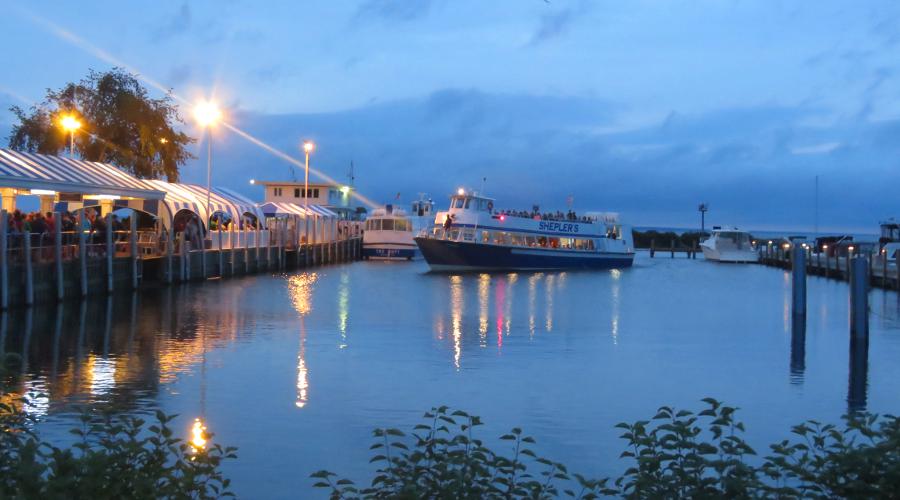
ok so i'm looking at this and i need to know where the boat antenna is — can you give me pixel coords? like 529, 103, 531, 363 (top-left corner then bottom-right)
480, 176, 486, 195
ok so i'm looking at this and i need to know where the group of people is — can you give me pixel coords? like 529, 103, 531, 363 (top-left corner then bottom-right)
5, 208, 139, 249
495, 209, 592, 223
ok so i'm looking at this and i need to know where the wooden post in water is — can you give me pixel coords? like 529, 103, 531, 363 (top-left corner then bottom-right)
130, 214, 138, 289
256, 223, 261, 271
54, 211, 63, 301
849, 256, 869, 340
670, 239, 675, 258
23, 234, 33, 306
165, 214, 173, 284
106, 214, 114, 293
217, 224, 223, 276
200, 225, 207, 279
179, 235, 186, 282
0, 210, 7, 309
266, 223, 272, 271
792, 245, 806, 320
78, 211, 87, 296
244, 224, 250, 274
230, 222, 236, 276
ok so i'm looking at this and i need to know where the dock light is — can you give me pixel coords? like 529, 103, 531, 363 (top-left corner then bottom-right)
783, 243, 791, 249
60, 114, 81, 158
823, 244, 828, 250
340, 185, 350, 195
303, 141, 314, 154
159, 137, 168, 144
768, 240, 773, 245
249, 179, 256, 185
193, 101, 222, 128
302, 140, 315, 220
30, 189, 57, 196
457, 188, 465, 196
849, 245, 855, 252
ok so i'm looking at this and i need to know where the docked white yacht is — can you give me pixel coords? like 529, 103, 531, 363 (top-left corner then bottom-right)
362, 205, 416, 260
414, 189, 635, 272
700, 227, 758, 263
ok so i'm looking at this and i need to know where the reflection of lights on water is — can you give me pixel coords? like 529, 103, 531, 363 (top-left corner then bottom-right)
297, 315, 310, 409
22, 378, 49, 417
782, 272, 790, 333
450, 275, 464, 369
611, 270, 621, 344
288, 273, 319, 316
338, 271, 349, 349
505, 274, 517, 336
495, 278, 506, 348
478, 274, 490, 347
435, 314, 445, 340
545, 274, 555, 332
89, 356, 117, 397
190, 418, 207, 451
528, 273, 541, 339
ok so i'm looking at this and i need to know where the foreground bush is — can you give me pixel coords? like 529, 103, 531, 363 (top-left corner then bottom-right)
0, 362, 236, 498
313, 400, 900, 499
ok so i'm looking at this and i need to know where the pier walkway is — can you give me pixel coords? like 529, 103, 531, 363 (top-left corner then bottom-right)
758, 246, 900, 290
0, 211, 362, 309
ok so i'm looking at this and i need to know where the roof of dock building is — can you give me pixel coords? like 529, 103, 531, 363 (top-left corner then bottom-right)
0, 148, 166, 199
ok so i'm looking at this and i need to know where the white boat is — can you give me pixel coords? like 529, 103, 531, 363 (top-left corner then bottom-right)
700, 227, 758, 262
414, 189, 635, 272
409, 194, 436, 234
362, 205, 416, 260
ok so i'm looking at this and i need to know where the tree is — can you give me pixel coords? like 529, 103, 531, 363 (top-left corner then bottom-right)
7, 68, 194, 181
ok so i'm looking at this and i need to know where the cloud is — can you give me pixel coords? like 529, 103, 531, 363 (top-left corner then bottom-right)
792, 142, 841, 155
151, 2, 191, 42
529, 8, 576, 46
354, 0, 440, 23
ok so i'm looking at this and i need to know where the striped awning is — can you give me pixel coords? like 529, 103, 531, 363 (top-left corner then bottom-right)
0, 148, 165, 199
143, 180, 207, 224
259, 201, 337, 218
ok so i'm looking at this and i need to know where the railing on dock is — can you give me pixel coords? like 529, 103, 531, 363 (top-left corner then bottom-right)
0, 210, 364, 309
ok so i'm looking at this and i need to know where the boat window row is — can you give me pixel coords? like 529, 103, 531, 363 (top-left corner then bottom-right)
475, 230, 595, 250
365, 218, 411, 232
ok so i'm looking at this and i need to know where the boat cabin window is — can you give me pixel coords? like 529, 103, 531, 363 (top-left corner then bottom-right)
381, 219, 394, 231
717, 231, 751, 250
452, 197, 465, 209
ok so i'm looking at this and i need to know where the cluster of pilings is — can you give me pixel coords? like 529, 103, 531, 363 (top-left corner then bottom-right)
788, 247, 870, 412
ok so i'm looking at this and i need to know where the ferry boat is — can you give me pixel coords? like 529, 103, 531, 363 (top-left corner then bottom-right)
700, 227, 758, 263
414, 190, 635, 272
363, 205, 416, 260
409, 194, 436, 234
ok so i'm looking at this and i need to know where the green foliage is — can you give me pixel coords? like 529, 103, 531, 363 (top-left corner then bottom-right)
0, 354, 236, 499
315, 400, 900, 499
8, 68, 194, 181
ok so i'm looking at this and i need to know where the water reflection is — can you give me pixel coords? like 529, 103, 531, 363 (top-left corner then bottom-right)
544, 274, 555, 332
611, 269, 621, 344
289, 273, 318, 409
478, 274, 490, 347
789, 314, 806, 385
190, 417, 208, 451
528, 273, 540, 339
450, 275, 464, 369
847, 337, 869, 413
338, 271, 350, 349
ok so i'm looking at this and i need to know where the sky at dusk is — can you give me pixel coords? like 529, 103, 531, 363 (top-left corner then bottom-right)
2, 0, 900, 232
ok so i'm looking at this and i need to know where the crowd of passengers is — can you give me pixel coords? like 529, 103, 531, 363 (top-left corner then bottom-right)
496, 209, 592, 222
4, 208, 135, 243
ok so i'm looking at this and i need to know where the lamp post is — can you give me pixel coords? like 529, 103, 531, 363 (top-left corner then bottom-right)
60, 115, 81, 158
698, 203, 709, 236
193, 101, 222, 224
303, 141, 314, 241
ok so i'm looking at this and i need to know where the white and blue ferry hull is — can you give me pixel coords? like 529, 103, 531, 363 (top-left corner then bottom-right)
415, 237, 633, 272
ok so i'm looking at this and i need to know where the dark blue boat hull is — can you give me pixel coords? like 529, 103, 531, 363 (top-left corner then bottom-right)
414, 237, 633, 271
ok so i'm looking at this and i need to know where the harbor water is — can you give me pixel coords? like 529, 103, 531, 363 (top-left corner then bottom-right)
3, 253, 900, 498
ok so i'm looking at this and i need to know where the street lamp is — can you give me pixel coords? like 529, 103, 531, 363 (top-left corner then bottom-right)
698, 203, 709, 236
302, 141, 314, 245
60, 114, 81, 158
193, 100, 222, 225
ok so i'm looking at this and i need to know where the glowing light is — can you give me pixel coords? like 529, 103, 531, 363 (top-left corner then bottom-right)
457, 188, 465, 196
450, 275, 463, 370
60, 114, 80, 132
193, 101, 222, 128
249, 179, 256, 185
30, 189, 57, 196
340, 185, 350, 195
848, 245, 855, 252
823, 244, 828, 250
303, 141, 314, 154
87, 194, 121, 200
783, 243, 791, 249
499, 214, 506, 221
768, 240, 773, 245
159, 137, 168, 144
190, 418, 207, 451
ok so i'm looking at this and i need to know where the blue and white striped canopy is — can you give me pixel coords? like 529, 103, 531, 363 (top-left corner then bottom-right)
0, 148, 165, 199
259, 201, 337, 218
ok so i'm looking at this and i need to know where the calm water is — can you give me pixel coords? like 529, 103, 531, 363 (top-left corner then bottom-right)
3, 253, 900, 498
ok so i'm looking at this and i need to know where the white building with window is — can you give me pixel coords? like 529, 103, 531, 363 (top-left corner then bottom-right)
257, 180, 354, 218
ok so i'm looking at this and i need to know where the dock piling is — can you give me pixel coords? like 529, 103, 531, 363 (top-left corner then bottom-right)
54, 211, 63, 301
106, 213, 114, 293
130, 214, 138, 289
78, 211, 87, 297
23, 235, 33, 306
849, 256, 869, 340
792, 245, 806, 319
0, 210, 7, 309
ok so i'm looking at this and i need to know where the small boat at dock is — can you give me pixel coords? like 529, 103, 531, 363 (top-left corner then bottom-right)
700, 227, 758, 262
414, 190, 635, 272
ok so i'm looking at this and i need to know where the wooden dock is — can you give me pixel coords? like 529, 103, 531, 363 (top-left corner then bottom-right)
758, 246, 900, 290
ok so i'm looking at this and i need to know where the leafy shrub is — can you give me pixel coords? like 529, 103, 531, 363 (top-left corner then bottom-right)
314, 399, 900, 499
0, 355, 236, 499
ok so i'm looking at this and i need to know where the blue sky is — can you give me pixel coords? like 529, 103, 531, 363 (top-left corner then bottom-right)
2, 0, 900, 231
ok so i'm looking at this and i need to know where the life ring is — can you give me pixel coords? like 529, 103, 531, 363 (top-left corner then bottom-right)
487, 201, 494, 212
